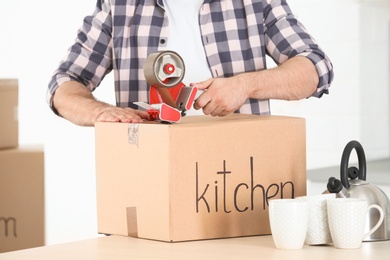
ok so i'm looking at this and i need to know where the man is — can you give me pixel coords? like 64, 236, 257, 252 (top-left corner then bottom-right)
47, 0, 333, 126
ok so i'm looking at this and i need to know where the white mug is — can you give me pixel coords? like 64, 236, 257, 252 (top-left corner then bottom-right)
268, 199, 308, 250
297, 193, 335, 245
327, 198, 384, 249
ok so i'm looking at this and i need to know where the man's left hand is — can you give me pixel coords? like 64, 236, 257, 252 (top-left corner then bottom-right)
191, 77, 249, 116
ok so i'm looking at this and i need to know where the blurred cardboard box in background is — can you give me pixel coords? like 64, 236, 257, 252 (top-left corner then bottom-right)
0, 146, 45, 253
95, 114, 306, 242
0, 79, 18, 149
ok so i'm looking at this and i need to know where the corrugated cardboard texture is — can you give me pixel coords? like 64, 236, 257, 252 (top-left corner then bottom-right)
0, 79, 18, 149
95, 114, 306, 242
0, 147, 45, 252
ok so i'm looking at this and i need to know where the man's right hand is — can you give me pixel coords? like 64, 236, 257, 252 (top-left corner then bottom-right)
52, 81, 149, 126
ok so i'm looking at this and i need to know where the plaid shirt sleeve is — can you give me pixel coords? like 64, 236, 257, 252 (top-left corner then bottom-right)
46, 0, 114, 112
263, 0, 333, 97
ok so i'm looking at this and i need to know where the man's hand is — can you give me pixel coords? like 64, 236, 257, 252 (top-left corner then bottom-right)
191, 56, 318, 117
191, 77, 250, 116
95, 106, 150, 124
52, 81, 150, 126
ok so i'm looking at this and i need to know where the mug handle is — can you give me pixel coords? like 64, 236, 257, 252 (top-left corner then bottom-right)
363, 204, 384, 239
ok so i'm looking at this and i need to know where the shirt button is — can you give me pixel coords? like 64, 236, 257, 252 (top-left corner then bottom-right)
160, 39, 166, 44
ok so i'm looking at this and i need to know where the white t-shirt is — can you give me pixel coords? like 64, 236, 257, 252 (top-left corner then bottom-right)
163, 0, 212, 115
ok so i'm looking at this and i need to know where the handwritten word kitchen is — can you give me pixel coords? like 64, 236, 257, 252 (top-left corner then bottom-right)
196, 157, 295, 213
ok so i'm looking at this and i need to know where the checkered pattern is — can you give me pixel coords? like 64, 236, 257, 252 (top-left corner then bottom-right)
47, 0, 333, 115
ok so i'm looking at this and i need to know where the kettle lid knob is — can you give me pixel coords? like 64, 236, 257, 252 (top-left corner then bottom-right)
327, 177, 343, 193
327, 177, 350, 198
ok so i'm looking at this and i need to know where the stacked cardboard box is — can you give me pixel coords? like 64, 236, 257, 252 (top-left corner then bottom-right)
0, 79, 45, 253
95, 114, 307, 242
0, 79, 18, 149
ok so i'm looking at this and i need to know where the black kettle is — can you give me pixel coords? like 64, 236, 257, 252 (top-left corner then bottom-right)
326, 140, 390, 241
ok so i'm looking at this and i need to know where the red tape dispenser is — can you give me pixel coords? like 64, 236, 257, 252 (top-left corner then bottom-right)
135, 51, 198, 123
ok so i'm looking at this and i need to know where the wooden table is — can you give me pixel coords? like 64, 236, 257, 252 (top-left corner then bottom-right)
0, 235, 389, 259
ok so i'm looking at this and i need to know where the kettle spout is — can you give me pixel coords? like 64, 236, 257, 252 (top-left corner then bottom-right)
327, 177, 350, 198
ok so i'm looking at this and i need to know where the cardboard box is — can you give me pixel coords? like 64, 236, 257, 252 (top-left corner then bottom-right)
95, 114, 306, 242
0, 147, 45, 252
0, 79, 18, 149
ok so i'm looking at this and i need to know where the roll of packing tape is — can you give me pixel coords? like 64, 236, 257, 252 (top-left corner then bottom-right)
144, 51, 185, 88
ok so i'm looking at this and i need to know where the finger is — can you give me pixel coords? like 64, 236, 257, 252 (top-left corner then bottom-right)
203, 99, 226, 116
219, 110, 231, 117
95, 112, 121, 123
190, 78, 214, 90
115, 112, 144, 123
201, 100, 216, 115
194, 91, 212, 110
134, 109, 151, 120
96, 108, 145, 123
119, 108, 150, 122
209, 105, 225, 117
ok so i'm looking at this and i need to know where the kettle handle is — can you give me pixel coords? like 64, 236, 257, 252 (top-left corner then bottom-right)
340, 140, 367, 189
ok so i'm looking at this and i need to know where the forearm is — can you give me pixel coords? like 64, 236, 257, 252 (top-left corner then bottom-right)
52, 81, 111, 126
242, 56, 319, 101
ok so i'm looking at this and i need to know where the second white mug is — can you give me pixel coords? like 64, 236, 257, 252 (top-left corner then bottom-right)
297, 193, 335, 245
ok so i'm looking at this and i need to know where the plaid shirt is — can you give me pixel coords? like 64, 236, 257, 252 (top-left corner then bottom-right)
48, 0, 333, 115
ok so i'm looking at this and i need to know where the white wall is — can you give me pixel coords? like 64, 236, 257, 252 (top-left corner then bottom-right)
1, 0, 110, 245
274, 0, 390, 169
0, 0, 389, 245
